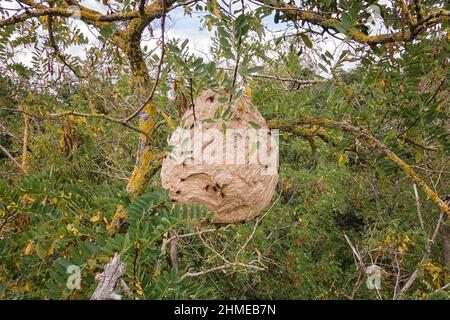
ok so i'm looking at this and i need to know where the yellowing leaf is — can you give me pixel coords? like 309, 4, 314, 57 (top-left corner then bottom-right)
87, 259, 96, 271
90, 215, 100, 222
245, 87, 252, 97
136, 281, 144, 296
36, 241, 47, 259
24, 240, 34, 256
67, 223, 80, 236
138, 86, 146, 95
107, 204, 127, 236
161, 111, 176, 129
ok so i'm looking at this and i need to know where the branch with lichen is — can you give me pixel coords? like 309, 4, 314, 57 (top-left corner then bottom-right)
0, 4, 135, 28
269, 120, 438, 153
125, 0, 168, 197
268, 121, 335, 145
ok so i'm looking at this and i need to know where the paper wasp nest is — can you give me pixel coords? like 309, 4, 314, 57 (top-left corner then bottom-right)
161, 90, 279, 224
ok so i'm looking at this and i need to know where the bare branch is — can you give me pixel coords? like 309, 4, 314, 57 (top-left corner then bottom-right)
270, 117, 450, 215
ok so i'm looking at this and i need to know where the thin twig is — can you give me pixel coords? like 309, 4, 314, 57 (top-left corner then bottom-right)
189, 78, 196, 122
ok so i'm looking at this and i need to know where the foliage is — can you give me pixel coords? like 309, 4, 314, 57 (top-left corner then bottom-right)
0, 0, 449, 300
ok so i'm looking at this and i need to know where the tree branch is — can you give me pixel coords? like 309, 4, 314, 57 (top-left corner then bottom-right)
397, 135, 439, 151
253, 0, 449, 45
0, 0, 185, 29
91, 253, 126, 300
270, 117, 449, 215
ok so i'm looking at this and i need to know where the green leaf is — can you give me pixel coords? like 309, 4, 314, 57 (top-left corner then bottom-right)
218, 97, 228, 104
36, 241, 47, 259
